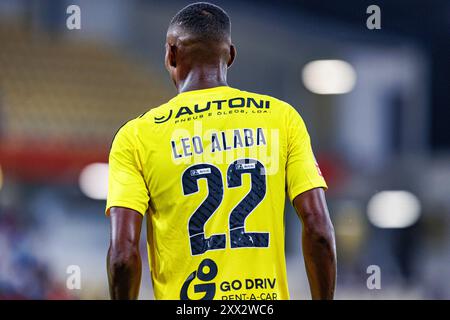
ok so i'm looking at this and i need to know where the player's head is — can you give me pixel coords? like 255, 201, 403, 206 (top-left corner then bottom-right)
165, 2, 236, 86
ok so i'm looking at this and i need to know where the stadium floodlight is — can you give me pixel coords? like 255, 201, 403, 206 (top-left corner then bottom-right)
79, 162, 109, 200
302, 59, 356, 94
367, 190, 421, 228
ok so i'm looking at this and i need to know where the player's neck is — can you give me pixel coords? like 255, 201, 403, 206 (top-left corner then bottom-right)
177, 66, 228, 93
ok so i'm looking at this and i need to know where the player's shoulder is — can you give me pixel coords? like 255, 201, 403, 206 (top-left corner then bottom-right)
111, 101, 170, 144
236, 88, 297, 114
134, 101, 173, 125
122, 101, 172, 128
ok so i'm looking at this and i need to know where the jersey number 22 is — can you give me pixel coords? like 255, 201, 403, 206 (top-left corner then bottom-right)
182, 158, 269, 255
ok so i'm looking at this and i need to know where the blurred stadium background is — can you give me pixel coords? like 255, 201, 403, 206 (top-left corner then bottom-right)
0, 0, 449, 299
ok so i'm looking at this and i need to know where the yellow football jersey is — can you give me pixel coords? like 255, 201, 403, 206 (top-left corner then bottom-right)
106, 86, 327, 300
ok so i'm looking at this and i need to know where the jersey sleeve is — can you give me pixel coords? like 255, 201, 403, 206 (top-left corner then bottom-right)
285, 105, 327, 202
106, 121, 149, 216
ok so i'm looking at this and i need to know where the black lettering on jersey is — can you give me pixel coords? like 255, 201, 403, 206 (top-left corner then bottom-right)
211, 133, 222, 152
176, 106, 193, 118
171, 140, 182, 159
181, 137, 192, 156
221, 132, 231, 150
229, 97, 245, 108
180, 259, 218, 300
256, 128, 266, 145
212, 99, 227, 110
168, 97, 271, 122
194, 102, 211, 113
154, 109, 173, 124
243, 128, 254, 147
233, 129, 244, 148
247, 98, 264, 109
155, 98, 272, 124
171, 128, 267, 159
192, 136, 203, 154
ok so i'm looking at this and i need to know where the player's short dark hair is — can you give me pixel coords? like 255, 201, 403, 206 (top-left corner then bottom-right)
169, 2, 231, 42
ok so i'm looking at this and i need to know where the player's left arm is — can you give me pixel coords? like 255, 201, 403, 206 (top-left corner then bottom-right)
293, 188, 336, 300
107, 207, 143, 300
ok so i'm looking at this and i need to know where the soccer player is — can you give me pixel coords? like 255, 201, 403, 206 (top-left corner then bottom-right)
106, 2, 336, 300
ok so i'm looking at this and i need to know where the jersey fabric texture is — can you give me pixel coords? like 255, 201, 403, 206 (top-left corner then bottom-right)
106, 86, 327, 300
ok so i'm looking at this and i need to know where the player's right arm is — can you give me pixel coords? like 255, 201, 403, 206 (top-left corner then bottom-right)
285, 105, 336, 300
105, 121, 149, 300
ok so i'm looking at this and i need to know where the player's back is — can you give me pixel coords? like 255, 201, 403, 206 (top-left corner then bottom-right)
107, 86, 327, 300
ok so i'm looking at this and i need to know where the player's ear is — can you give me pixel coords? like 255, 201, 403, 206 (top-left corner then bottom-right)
227, 44, 236, 68
165, 43, 177, 70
